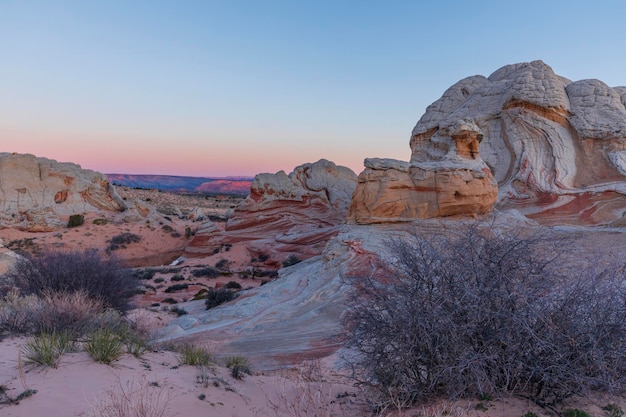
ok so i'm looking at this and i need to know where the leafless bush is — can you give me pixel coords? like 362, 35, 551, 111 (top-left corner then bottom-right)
344, 222, 626, 411
0, 290, 43, 333
262, 360, 352, 417
0, 289, 126, 336
32, 291, 107, 335
85, 376, 174, 417
2, 249, 138, 312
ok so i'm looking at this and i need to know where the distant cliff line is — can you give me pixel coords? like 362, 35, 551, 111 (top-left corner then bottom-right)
107, 174, 253, 196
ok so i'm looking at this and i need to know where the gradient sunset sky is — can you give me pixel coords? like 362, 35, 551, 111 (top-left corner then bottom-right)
2, 1, 625, 177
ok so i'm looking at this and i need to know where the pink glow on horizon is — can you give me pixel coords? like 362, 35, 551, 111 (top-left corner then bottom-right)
1, 128, 402, 177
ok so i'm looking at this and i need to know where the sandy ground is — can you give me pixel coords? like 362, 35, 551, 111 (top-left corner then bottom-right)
1, 190, 626, 416
0, 336, 364, 417
0, 334, 620, 417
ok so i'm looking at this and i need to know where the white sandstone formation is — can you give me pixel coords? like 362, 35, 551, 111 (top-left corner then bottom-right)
412, 61, 626, 205
0, 153, 161, 231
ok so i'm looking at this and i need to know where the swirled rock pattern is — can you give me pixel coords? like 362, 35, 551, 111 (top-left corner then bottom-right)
185, 159, 357, 262
351, 60, 626, 225
412, 60, 626, 225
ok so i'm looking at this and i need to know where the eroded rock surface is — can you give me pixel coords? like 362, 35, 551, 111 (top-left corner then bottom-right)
411, 60, 626, 225
348, 120, 498, 224
0, 153, 127, 231
185, 159, 357, 262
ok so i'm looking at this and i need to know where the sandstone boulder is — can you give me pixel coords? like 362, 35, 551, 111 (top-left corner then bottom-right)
410, 60, 626, 225
348, 120, 498, 224
185, 159, 357, 261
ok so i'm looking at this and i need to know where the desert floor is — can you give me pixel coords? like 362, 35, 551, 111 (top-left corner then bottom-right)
0, 189, 624, 416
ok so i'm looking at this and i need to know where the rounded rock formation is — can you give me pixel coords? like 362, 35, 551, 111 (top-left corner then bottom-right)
348, 120, 498, 224
0, 153, 127, 231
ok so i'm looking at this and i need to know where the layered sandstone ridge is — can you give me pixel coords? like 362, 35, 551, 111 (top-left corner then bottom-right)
411, 61, 626, 224
348, 120, 498, 224
186, 159, 357, 261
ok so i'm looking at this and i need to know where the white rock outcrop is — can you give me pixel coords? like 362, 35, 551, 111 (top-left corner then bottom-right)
412, 60, 626, 199
407, 60, 626, 225
0, 153, 127, 231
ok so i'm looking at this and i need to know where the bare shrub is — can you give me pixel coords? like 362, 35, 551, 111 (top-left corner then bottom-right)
0, 290, 43, 333
192, 266, 221, 278
205, 287, 236, 309
2, 249, 138, 312
32, 291, 106, 335
263, 360, 352, 417
344, 222, 626, 411
106, 232, 142, 252
86, 376, 174, 417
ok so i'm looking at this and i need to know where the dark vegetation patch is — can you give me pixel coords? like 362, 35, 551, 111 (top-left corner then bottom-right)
2, 249, 138, 312
345, 222, 626, 412
192, 267, 221, 278
164, 284, 189, 293
67, 214, 85, 228
205, 288, 237, 309
106, 232, 141, 252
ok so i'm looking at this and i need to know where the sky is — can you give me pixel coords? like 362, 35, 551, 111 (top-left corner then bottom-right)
1, 1, 625, 177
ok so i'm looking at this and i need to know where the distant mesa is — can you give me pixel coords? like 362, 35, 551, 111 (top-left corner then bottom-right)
350, 60, 626, 226
107, 174, 253, 196
185, 159, 357, 262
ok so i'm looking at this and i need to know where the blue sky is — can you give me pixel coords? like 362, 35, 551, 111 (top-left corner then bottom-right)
1, 0, 625, 176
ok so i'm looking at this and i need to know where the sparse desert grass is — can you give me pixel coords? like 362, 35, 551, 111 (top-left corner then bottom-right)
195, 365, 214, 387
0, 289, 122, 336
85, 328, 124, 364
33, 291, 107, 335
602, 403, 625, 417
123, 331, 150, 358
86, 376, 174, 417
224, 355, 251, 379
21, 331, 76, 368
177, 344, 214, 366
265, 360, 351, 417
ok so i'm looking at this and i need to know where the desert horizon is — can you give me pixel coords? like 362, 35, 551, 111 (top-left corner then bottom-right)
2, 1, 626, 416
2, 59, 626, 416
